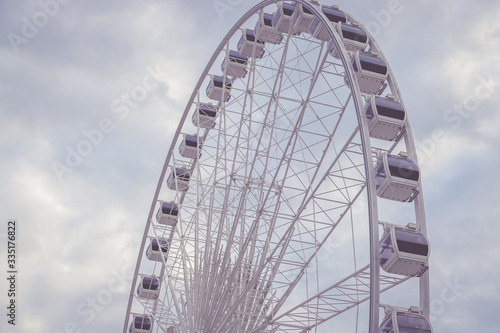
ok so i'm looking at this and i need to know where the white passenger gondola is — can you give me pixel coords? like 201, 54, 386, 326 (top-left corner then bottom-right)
129, 315, 152, 333
167, 168, 190, 192
365, 95, 406, 141
379, 308, 433, 333
255, 12, 283, 44
237, 28, 265, 58
380, 224, 430, 277
206, 75, 232, 102
137, 275, 160, 299
192, 103, 218, 129
221, 50, 248, 78
179, 134, 203, 159
272, 2, 297, 34
146, 237, 169, 262
309, 5, 347, 41
291, 3, 315, 33
156, 201, 180, 225
329, 22, 368, 58
346, 51, 388, 94
375, 153, 420, 202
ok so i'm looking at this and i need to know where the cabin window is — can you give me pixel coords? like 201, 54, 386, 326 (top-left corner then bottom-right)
246, 30, 256, 42
173, 169, 190, 181
245, 30, 264, 44
352, 58, 358, 72
322, 7, 347, 23
302, 5, 312, 15
365, 103, 374, 119
359, 54, 387, 75
151, 239, 168, 253
263, 13, 273, 27
394, 229, 429, 256
213, 76, 231, 89
283, 3, 294, 16
379, 316, 394, 333
134, 317, 151, 330
396, 313, 432, 332
198, 105, 217, 118
341, 24, 368, 43
185, 135, 200, 148
228, 51, 248, 65
161, 203, 179, 216
379, 232, 394, 266
142, 277, 159, 290
375, 97, 405, 120
387, 156, 419, 181
375, 161, 386, 178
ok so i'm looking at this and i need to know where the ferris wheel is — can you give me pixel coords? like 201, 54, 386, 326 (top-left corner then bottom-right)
122, 1, 433, 332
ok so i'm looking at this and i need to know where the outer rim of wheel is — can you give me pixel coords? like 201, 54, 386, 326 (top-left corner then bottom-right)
122, 1, 429, 332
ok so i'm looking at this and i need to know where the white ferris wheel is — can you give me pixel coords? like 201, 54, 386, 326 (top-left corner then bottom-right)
123, 1, 433, 332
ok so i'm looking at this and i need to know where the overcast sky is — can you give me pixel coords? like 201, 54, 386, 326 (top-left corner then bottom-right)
1, 0, 499, 332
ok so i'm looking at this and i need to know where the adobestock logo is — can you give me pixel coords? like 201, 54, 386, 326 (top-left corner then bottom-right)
415, 71, 500, 167
55, 265, 131, 333
7, 0, 72, 54
430, 277, 466, 322
51, 66, 168, 182
213, 0, 244, 21
363, 0, 411, 37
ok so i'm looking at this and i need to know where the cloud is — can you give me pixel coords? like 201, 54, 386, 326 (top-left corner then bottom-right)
1, 1, 499, 332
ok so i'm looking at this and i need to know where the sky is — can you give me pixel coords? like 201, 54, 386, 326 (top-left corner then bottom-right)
1, 0, 500, 332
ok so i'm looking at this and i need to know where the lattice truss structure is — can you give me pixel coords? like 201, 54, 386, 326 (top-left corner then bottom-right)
124, 2, 431, 333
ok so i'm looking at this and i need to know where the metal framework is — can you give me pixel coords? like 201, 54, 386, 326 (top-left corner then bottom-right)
123, 1, 430, 333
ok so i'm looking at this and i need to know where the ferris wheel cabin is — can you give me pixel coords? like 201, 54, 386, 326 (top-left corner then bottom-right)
347, 51, 388, 94
291, 4, 315, 32
255, 12, 283, 44
380, 224, 430, 277
206, 75, 232, 102
156, 201, 180, 226
329, 22, 368, 58
365, 95, 406, 141
192, 103, 218, 129
146, 237, 169, 262
129, 315, 152, 333
272, 2, 296, 34
309, 5, 347, 42
379, 308, 433, 333
237, 28, 265, 58
221, 50, 249, 78
137, 276, 160, 299
167, 168, 191, 192
179, 134, 203, 159
375, 153, 420, 202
